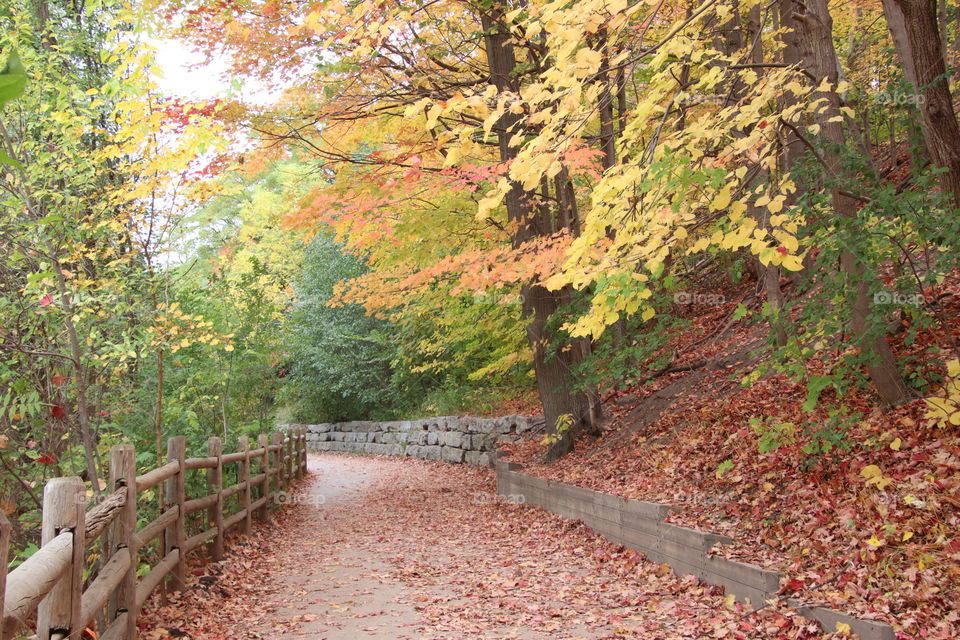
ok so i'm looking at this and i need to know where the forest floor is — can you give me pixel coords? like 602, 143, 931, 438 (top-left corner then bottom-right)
138, 453, 837, 639
501, 273, 960, 639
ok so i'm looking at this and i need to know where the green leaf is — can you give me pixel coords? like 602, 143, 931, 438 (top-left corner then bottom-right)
804, 375, 834, 412
0, 148, 21, 168
732, 303, 748, 321
0, 50, 27, 108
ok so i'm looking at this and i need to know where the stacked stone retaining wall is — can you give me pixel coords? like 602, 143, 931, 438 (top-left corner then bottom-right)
285, 415, 542, 467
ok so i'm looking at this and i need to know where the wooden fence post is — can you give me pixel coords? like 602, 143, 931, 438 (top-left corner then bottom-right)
108, 445, 138, 639
284, 433, 293, 488
270, 433, 287, 491
165, 436, 187, 592
0, 512, 9, 635
238, 436, 252, 535
258, 434, 271, 523
271, 433, 284, 494
207, 437, 224, 561
277, 432, 286, 490
300, 428, 307, 478
37, 477, 84, 640
293, 429, 301, 480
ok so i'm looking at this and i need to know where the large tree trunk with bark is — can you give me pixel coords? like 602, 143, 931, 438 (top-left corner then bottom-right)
786, 0, 912, 406
882, 0, 960, 206
719, 2, 789, 346
480, 6, 597, 460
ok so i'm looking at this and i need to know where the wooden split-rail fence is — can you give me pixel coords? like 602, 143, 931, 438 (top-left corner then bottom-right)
0, 428, 309, 640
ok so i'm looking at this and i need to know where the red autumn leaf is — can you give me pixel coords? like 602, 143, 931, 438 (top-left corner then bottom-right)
37, 452, 56, 466
51, 404, 67, 419
785, 578, 804, 592
39, 294, 54, 307
52, 373, 67, 386
776, 246, 788, 256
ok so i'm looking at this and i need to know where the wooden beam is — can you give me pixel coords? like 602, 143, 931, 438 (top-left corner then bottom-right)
165, 437, 187, 592
134, 461, 179, 493
134, 507, 177, 551
238, 436, 251, 535
79, 549, 129, 630
37, 477, 84, 640
0, 513, 10, 638
207, 437, 224, 561
2, 531, 73, 639
257, 434, 271, 523
112, 445, 138, 640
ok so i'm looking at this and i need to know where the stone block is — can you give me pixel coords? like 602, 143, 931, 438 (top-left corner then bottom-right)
441, 446, 465, 463
419, 445, 442, 461
441, 431, 462, 448
493, 417, 515, 434
465, 451, 492, 467
365, 443, 391, 455
471, 419, 494, 434
427, 432, 439, 445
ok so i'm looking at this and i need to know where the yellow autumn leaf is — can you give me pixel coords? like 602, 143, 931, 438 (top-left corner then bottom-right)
889, 437, 902, 451
711, 187, 731, 211
574, 48, 603, 77
772, 230, 798, 253
729, 200, 747, 220
859, 464, 882, 479
947, 359, 960, 378
780, 254, 804, 272
902, 531, 914, 542
865, 534, 884, 548
835, 621, 852, 635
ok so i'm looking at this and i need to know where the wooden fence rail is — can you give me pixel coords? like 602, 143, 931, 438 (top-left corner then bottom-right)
0, 427, 308, 640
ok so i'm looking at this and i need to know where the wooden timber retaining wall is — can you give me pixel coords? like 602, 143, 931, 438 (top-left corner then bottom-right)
495, 460, 895, 640
0, 428, 308, 640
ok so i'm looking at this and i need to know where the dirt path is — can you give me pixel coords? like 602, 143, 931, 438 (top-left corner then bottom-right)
141, 453, 816, 639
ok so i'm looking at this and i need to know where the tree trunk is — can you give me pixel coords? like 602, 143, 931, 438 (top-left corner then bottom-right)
721, 1, 789, 346
882, 0, 960, 205
788, 0, 911, 406
480, 6, 596, 459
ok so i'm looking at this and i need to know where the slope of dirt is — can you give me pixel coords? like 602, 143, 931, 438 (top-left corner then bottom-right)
502, 277, 960, 639
139, 453, 841, 639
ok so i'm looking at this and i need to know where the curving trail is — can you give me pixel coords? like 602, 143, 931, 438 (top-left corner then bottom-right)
140, 453, 823, 639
